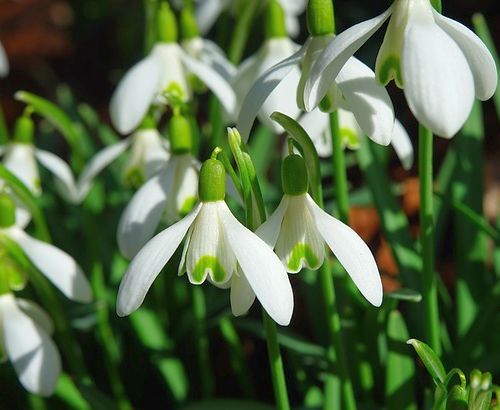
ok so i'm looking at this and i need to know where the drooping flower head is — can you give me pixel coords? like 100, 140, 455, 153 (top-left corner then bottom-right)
256, 153, 383, 306
117, 148, 294, 325
304, 0, 497, 137
0, 41, 8, 77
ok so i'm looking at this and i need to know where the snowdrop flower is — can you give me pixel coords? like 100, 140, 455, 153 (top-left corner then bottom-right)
0, 41, 8, 77
117, 114, 198, 259
110, 3, 236, 134
117, 155, 294, 325
191, 0, 306, 38
0, 293, 61, 396
237, 0, 394, 146
233, 0, 302, 134
300, 108, 414, 170
256, 154, 383, 306
303, 0, 497, 138
0, 193, 92, 304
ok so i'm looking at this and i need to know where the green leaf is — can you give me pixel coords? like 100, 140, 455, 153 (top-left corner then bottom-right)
407, 338, 446, 384
385, 289, 422, 303
179, 399, 275, 410
54, 373, 91, 410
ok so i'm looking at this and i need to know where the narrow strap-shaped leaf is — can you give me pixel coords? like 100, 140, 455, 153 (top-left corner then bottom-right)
406, 338, 446, 385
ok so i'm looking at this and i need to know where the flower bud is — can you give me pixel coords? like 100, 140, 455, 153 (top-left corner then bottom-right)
307, 0, 335, 36
446, 385, 468, 410
282, 154, 308, 196
180, 8, 199, 40
168, 114, 192, 154
265, 0, 287, 39
0, 193, 15, 228
157, 2, 178, 43
199, 158, 225, 202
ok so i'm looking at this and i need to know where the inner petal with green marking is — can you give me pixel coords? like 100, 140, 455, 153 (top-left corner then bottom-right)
286, 242, 321, 272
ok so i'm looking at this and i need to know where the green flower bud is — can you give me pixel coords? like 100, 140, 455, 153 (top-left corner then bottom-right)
199, 158, 225, 202
0, 193, 16, 228
168, 114, 193, 154
470, 369, 482, 390
265, 0, 287, 39
446, 385, 468, 410
307, 0, 335, 36
157, 2, 178, 43
282, 154, 308, 196
180, 8, 199, 40
13, 115, 34, 143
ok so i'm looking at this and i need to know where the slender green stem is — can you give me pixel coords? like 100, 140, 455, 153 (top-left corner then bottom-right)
418, 125, 441, 356
262, 311, 291, 410
192, 285, 215, 397
330, 112, 349, 223
228, 0, 260, 64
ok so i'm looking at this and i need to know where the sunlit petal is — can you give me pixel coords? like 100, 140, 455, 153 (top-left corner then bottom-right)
230, 271, 256, 316
390, 119, 413, 170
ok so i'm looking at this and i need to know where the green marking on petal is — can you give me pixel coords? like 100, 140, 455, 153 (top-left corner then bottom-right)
165, 82, 185, 101
192, 255, 228, 284
179, 196, 197, 218
287, 243, 320, 272
377, 55, 403, 88
340, 127, 360, 150
124, 166, 145, 188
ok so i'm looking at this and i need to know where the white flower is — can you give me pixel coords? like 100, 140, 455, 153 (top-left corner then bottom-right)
257, 192, 383, 307
110, 42, 237, 135
193, 0, 306, 38
234, 37, 302, 133
117, 159, 294, 326
0, 41, 8, 77
303, 0, 497, 138
236, 34, 395, 145
0, 228, 92, 304
117, 153, 199, 259
300, 108, 414, 170
0, 293, 61, 396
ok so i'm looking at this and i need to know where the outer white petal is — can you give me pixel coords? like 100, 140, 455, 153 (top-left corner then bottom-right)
117, 164, 173, 259
230, 271, 256, 316
152, 44, 191, 102
304, 7, 393, 110
433, 11, 497, 100
280, 0, 307, 15
285, 15, 300, 38
180, 51, 237, 119
337, 57, 394, 146
0, 42, 8, 77
110, 55, 162, 134
390, 119, 413, 170
0, 294, 61, 396
183, 38, 236, 79
116, 203, 202, 316
402, 20, 474, 138
35, 149, 79, 203
4, 227, 92, 303
16, 299, 54, 336
236, 43, 307, 141
76, 139, 131, 202
255, 195, 289, 247
218, 202, 294, 326
306, 195, 383, 306
299, 109, 332, 157
195, 0, 228, 35
3, 143, 40, 195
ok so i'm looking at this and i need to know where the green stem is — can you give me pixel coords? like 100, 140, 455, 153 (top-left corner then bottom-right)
330, 112, 349, 223
418, 125, 441, 356
192, 285, 214, 397
228, 0, 260, 64
262, 311, 291, 410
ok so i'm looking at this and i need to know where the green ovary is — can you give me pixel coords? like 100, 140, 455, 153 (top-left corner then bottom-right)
377, 55, 403, 88
191, 256, 228, 284
287, 243, 320, 272
178, 196, 197, 218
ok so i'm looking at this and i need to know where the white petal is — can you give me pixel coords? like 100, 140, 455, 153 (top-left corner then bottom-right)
117, 164, 173, 259
304, 7, 393, 110
76, 139, 131, 202
180, 51, 237, 120
402, 20, 474, 138
299, 109, 332, 157
390, 119, 413, 170
306, 195, 383, 306
3, 143, 41, 195
5, 227, 92, 303
195, 0, 228, 35
34, 149, 79, 203
110, 55, 162, 134
15, 299, 54, 335
218, 202, 294, 326
337, 57, 394, 146
236, 43, 307, 141
433, 11, 497, 100
152, 44, 191, 102
255, 195, 289, 247
0, 294, 61, 396
172, 156, 199, 217
116, 203, 202, 316
230, 271, 256, 316
285, 15, 300, 38
185, 38, 237, 79
0, 41, 9, 77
